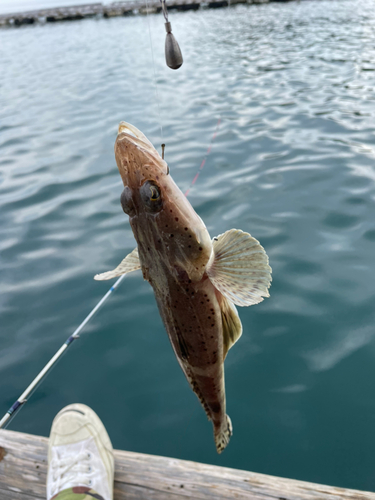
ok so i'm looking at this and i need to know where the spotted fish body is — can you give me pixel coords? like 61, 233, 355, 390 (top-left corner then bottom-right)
95, 122, 272, 453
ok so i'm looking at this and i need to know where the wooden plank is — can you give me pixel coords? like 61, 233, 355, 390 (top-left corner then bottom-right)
0, 429, 374, 500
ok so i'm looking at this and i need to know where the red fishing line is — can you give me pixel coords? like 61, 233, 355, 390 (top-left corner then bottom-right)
184, 117, 221, 197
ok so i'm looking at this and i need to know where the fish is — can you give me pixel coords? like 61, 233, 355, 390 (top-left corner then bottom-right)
95, 122, 272, 453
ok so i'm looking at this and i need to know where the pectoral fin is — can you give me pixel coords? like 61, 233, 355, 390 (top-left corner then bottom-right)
94, 247, 140, 280
207, 229, 272, 307
221, 296, 242, 359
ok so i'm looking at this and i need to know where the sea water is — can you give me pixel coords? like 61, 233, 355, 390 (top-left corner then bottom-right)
1, 0, 375, 490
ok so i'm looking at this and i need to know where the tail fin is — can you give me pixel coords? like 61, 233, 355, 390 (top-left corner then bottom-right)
214, 414, 233, 454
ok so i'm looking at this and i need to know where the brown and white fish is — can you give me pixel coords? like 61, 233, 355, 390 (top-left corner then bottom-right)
95, 122, 272, 453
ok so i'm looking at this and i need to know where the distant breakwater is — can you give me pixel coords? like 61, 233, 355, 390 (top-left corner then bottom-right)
0, 0, 293, 28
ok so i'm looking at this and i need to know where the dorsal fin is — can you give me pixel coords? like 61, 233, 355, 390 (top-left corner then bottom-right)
94, 247, 140, 281
221, 296, 243, 359
206, 229, 272, 307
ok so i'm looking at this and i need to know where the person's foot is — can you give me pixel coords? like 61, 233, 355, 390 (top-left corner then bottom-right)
47, 403, 114, 500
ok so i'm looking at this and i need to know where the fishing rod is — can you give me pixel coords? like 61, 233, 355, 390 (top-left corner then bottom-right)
0, 274, 127, 429
0, 118, 221, 430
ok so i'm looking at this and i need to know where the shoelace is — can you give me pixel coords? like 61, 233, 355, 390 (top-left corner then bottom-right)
50, 451, 94, 495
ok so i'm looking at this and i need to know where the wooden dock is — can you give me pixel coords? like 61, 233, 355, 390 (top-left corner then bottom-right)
0, 0, 276, 28
0, 428, 374, 500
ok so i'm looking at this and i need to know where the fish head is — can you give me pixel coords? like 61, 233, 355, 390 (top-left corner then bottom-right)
115, 122, 212, 282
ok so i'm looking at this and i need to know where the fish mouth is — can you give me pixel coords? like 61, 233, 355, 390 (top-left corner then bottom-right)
116, 121, 169, 176
117, 122, 159, 157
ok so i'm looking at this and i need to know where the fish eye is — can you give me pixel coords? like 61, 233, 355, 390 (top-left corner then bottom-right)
149, 184, 160, 201
120, 186, 135, 217
140, 181, 163, 213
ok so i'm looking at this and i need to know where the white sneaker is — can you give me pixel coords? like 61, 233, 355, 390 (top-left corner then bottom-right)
47, 404, 114, 500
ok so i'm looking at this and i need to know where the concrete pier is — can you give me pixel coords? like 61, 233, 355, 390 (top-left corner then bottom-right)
0, 0, 276, 28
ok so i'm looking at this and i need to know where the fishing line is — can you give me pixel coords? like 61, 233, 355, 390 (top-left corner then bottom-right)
0, 120, 221, 430
145, 0, 164, 144
144, 0, 183, 148
159, 0, 169, 22
184, 117, 221, 197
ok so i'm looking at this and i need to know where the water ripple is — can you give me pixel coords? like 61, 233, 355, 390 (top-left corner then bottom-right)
1, 0, 375, 491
